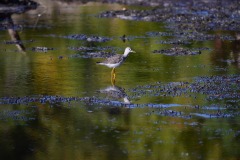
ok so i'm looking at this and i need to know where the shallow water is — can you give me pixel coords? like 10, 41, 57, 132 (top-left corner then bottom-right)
0, 1, 240, 160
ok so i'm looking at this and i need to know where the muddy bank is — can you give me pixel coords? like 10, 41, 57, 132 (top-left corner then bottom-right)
63, 34, 112, 42
0, 75, 239, 119
153, 47, 202, 56
99, 1, 240, 32
69, 46, 117, 58
98, 0, 240, 56
0, 0, 38, 14
129, 75, 240, 102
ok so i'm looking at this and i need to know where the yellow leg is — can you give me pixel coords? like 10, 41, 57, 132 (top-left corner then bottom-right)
111, 75, 115, 86
113, 68, 116, 79
111, 68, 116, 85
111, 68, 114, 76
111, 68, 116, 78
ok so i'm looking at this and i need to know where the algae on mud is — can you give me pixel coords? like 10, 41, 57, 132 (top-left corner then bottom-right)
0, 0, 240, 160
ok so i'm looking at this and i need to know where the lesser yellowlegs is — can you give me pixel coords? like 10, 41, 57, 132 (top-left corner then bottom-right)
97, 47, 135, 79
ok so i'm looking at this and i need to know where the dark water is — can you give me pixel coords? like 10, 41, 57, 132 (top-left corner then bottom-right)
0, 1, 240, 159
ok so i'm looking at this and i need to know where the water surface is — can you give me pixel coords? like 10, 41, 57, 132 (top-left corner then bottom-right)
0, 1, 240, 160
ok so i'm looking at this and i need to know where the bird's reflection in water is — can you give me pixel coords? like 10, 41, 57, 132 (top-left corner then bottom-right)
97, 84, 131, 122
99, 85, 131, 104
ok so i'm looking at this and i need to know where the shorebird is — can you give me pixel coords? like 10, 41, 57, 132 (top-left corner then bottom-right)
96, 47, 135, 79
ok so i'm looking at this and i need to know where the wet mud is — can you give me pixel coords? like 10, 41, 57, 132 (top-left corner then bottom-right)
99, 1, 240, 31
99, 0, 240, 55
0, 75, 239, 120
62, 34, 112, 42
0, 0, 38, 14
129, 75, 240, 102
153, 46, 202, 56
31, 46, 54, 52
0, 109, 36, 121
68, 46, 117, 58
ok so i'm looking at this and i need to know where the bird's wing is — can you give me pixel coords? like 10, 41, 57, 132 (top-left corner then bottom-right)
103, 54, 123, 64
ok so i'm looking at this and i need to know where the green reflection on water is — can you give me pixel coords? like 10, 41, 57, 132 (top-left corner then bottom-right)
0, 104, 239, 160
0, 1, 239, 160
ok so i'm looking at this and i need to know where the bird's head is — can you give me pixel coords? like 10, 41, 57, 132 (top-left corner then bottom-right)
124, 47, 136, 57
